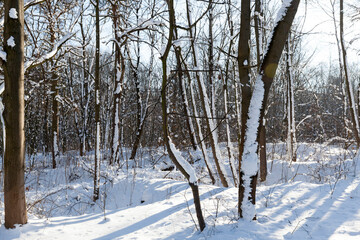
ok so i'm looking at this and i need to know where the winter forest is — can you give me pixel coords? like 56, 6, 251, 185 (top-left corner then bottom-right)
1, 0, 360, 239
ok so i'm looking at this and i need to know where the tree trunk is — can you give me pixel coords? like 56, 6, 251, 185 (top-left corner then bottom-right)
110, 3, 124, 165
186, 0, 229, 188
238, 0, 300, 220
161, 0, 206, 231
286, 39, 297, 162
237, 0, 252, 217
340, 0, 360, 147
255, 0, 268, 182
93, 0, 100, 201
3, 0, 28, 228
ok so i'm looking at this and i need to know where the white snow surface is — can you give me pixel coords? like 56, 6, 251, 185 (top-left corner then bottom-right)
1, 143, 360, 239
7, 36, 15, 48
0, 51, 6, 62
9, 8, 18, 19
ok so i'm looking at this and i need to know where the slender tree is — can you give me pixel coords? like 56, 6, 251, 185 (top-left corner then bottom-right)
339, 0, 360, 147
93, 0, 100, 201
161, 0, 205, 231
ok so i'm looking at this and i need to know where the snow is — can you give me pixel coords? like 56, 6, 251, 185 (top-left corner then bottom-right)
0, 143, 359, 239
275, 0, 293, 23
0, 51, 6, 62
7, 36, 15, 48
9, 8, 18, 19
240, 74, 265, 220
168, 138, 197, 183
53, 132, 58, 156
24, 33, 73, 72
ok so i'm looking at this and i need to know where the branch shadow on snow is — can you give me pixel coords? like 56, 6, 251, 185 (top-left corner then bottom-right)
92, 187, 227, 240
286, 177, 360, 239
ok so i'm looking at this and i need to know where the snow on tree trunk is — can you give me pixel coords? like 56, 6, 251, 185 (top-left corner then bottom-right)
240, 76, 264, 220
189, 71, 216, 184
93, 0, 100, 201
224, 77, 238, 186
238, 0, 300, 220
185, 0, 229, 187
286, 39, 296, 162
199, 73, 230, 187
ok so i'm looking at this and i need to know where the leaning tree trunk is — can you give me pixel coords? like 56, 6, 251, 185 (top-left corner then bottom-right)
238, 0, 300, 220
161, 0, 206, 231
3, 0, 28, 228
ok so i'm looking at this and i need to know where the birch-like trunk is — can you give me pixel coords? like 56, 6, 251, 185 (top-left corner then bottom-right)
286, 39, 297, 162
93, 0, 100, 201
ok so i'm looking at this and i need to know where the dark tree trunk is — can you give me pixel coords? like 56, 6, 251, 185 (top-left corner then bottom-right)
3, 0, 28, 228
238, 0, 300, 219
161, 0, 206, 231
237, 0, 252, 218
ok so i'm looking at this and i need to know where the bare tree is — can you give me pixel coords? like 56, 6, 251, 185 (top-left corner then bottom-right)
339, 0, 360, 147
161, 0, 205, 231
93, 0, 100, 201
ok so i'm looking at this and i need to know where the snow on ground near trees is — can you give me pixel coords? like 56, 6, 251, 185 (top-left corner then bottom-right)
1, 143, 360, 239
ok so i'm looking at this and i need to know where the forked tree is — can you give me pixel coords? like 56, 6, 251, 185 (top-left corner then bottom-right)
238, 0, 300, 220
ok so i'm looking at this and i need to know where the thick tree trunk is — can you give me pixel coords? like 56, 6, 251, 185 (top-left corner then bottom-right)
237, 0, 252, 217
3, 0, 28, 228
238, 0, 300, 220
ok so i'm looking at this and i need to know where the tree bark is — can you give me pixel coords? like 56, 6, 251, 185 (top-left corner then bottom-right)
3, 0, 28, 228
93, 0, 100, 201
340, 0, 360, 147
238, 0, 300, 220
161, 0, 206, 231
286, 39, 297, 162
186, 0, 229, 187
237, 0, 252, 217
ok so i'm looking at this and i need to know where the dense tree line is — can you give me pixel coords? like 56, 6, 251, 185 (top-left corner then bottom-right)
1, 0, 360, 230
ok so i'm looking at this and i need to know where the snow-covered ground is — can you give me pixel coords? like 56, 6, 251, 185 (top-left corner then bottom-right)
1, 143, 360, 239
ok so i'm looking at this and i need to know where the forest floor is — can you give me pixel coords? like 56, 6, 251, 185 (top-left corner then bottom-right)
1, 143, 360, 239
